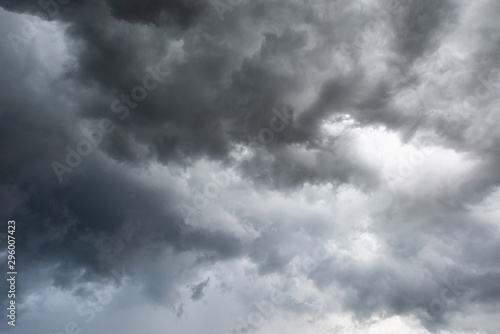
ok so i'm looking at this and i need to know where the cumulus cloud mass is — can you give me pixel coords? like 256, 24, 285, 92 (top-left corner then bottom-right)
1, 0, 500, 333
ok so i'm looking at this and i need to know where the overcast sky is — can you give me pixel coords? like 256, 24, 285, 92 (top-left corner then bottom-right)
1, 0, 500, 333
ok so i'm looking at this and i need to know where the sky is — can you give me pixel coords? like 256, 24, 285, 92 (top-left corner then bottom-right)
0, 0, 500, 333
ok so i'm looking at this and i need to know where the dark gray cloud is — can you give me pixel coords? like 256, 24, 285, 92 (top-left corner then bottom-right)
189, 277, 209, 300
1, 0, 500, 333
105, 0, 207, 28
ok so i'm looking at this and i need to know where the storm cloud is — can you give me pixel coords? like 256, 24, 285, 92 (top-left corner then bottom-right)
0, 0, 500, 333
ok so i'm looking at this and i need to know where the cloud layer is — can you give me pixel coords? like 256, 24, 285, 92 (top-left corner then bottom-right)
1, 0, 500, 333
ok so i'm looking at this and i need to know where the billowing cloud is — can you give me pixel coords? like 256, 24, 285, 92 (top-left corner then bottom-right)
1, 0, 500, 333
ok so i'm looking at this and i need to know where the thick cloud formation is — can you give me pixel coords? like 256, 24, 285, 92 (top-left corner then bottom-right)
1, 0, 500, 333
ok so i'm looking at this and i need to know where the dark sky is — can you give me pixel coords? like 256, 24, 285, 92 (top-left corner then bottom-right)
1, 0, 500, 333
